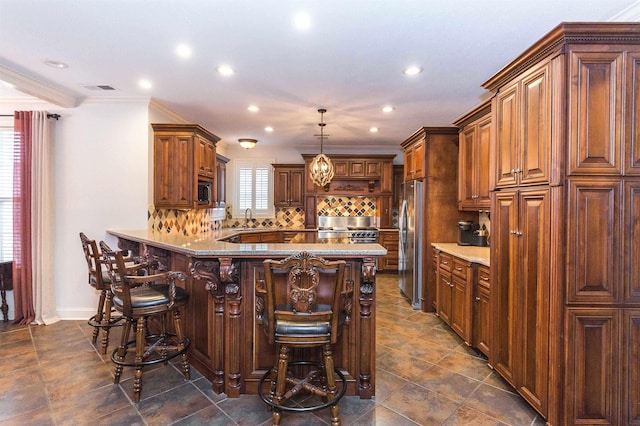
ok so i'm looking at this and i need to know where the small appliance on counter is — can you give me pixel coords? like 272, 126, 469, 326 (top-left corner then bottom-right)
458, 221, 488, 247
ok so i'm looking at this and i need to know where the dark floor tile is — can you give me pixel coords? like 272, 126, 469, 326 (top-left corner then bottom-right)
0, 362, 45, 397
373, 368, 410, 402
137, 382, 212, 426
119, 362, 191, 402
217, 394, 273, 425
413, 365, 482, 403
50, 384, 130, 424
377, 348, 433, 380
193, 377, 230, 403
93, 405, 146, 426
171, 404, 237, 426
351, 405, 419, 425
442, 405, 509, 425
483, 371, 518, 394
312, 395, 377, 425
0, 338, 34, 359
464, 383, 539, 426
0, 405, 54, 426
0, 383, 50, 421
382, 382, 460, 425
0, 327, 31, 345
435, 351, 493, 382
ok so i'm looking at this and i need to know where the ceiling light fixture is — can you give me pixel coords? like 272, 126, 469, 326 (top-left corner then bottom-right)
293, 12, 311, 30
247, 105, 259, 112
138, 79, 153, 89
216, 65, 235, 76
264, 126, 274, 132
403, 66, 423, 75
309, 108, 334, 188
43, 59, 68, 69
238, 138, 257, 149
176, 44, 192, 59
369, 127, 379, 133
382, 105, 395, 113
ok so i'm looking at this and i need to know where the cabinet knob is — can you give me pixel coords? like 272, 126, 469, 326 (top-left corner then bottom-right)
516, 231, 522, 236
510, 168, 516, 174
475, 297, 481, 301
455, 267, 462, 271
442, 261, 448, 265
450, 283, 454, 288
480, 276, 489, 281
509, 230, 517, 235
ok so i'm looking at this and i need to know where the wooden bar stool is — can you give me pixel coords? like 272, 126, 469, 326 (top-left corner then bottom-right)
100, 241, 190, 403
79, 232, 125, 354
257, 251, 352, 426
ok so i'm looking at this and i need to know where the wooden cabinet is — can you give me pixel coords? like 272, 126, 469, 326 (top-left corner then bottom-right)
436, 252, 473, 344
454, 101, 491, 211
473, 265, 491, 357
378, 196, 393, 229
392, 164, 404, 208
481, 23, 640, 425
403, 138, 424, 181
152, 123, 220, 209
216, 154, 229, 206
273, 164, 304, 207
377, 230, 399, 272
493, 62, 551, 190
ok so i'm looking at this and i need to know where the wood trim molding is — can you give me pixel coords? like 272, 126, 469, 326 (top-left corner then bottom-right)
0, 63, 80, 108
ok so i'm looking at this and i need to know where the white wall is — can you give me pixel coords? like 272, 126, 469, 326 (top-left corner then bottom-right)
54, 99, 150, 319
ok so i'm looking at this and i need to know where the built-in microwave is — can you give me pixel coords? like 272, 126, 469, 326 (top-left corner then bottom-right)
197, 181, 212, 205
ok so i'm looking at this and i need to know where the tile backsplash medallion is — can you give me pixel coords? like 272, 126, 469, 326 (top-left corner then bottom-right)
149, 196, 393, 236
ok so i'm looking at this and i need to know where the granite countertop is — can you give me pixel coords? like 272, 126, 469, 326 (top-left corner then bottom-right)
431, 242, 490, 267
108, 229, 387, 258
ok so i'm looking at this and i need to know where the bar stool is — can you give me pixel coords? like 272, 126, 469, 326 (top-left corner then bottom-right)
257, 251, 352, 426
79, 232, 125, 354
99, 241, 190, 402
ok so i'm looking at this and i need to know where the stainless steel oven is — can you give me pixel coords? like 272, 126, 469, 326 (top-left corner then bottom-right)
317, 216, 379, 243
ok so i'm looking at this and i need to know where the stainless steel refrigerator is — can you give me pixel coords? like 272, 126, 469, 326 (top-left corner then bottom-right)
398, 180, 423, 309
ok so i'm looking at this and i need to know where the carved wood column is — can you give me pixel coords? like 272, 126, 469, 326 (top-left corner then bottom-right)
190, 259, 225, 394
221, 257, 242, 397
358, 257, 376, 398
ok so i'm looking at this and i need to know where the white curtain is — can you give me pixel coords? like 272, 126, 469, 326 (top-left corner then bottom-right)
31, 111, 58, 324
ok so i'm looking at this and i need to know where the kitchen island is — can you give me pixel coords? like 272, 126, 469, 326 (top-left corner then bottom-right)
107, 229, 386, 399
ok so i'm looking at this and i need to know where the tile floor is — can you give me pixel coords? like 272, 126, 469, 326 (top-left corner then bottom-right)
0, 273, 545, 425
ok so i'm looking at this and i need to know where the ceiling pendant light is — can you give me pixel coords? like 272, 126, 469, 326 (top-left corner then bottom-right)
309, 108, 334, 187
238, 138, 257, 149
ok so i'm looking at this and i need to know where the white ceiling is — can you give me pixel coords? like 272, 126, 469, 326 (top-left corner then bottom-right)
0, 0, 638, 151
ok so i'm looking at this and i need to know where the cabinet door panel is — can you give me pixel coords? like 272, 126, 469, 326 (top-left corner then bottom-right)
626, 52, 640, 175
473, 268, 491, 357
437, 269, 452, 325
625, 181, 640, 302
495, 83, 519, 188
566, 308, 619, 426
413, 140, 425, 179
476, 117, 492, 207
623, 310, 640, 425
518, 189, 550, 415
520, 65, 551, 186
289, 169, 304, 206
569, 51, 623, 175
458, 126, 476, 209
451, 273, 470, 344
274, 169, 291, 206
567, 179, 622, 303
490, 190, 518, 386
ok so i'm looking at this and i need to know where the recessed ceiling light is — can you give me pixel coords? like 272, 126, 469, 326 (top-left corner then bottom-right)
216, 65, 235, 76
176, 44, 192, 59
247, 105, 259, 112
403, 66, 423, 75
265, 126, 274, 132
138, 79, 153, 90
381, 106, 395, 113
293, 12, 311, 30
43, 59, 68, 69
369, 127, 379, 133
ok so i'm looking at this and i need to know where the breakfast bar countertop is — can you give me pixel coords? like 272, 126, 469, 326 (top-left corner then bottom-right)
431, 242, 490, 267
107, 229, 387, 258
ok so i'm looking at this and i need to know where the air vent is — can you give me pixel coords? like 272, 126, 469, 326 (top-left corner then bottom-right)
82, 84, 116, 91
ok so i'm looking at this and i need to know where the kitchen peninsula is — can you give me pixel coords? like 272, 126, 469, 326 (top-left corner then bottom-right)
107, 228, 386, 399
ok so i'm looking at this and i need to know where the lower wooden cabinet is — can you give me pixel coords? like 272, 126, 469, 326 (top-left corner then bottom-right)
434, 249, 489, 350
377, 230, 399, 272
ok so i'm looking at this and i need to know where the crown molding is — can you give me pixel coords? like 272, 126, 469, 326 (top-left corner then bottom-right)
149, 98, 191, 124
0, 63, 80, 108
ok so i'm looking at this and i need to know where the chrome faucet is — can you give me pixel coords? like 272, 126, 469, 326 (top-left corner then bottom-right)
243, 208, 253, 229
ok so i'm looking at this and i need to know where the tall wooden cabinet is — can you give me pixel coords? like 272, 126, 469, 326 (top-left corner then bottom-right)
152, 123, 220, 209
454, 100, 491, 211
483, 23, 640, 425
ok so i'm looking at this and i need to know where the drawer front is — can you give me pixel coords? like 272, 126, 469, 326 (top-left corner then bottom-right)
452, 258, 470, 279
438, 253, 452, 272
477, 265, 491, 289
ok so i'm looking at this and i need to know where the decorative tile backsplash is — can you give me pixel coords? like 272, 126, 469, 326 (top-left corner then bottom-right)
149, 195, 392, 236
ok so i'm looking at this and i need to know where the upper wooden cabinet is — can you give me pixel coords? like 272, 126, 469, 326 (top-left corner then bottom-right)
403, 138, 424, 181
273, 164, 304, 207
152, 123, 220, 209
454, 101, 492, 211
216, 153, 229, 206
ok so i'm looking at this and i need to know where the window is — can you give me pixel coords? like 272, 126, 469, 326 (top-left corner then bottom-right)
233, 160, 274, 218
0, 123, 13, 260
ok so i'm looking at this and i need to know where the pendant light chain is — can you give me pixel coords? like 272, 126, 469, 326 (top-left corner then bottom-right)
309, 108, 335, 187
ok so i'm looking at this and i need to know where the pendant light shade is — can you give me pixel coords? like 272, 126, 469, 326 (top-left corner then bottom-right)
309, 109, 334, 187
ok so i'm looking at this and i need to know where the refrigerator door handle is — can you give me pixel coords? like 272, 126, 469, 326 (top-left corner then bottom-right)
399, 199, 408, 256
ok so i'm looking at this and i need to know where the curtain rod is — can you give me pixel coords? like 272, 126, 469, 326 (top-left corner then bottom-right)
0, 113, 61, 120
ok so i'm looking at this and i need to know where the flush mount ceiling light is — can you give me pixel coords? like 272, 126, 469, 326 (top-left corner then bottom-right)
216, 65, 235, 76
175, 44, 192, 59
309, 108, 334, 188
403, 66, 423, 75
238, 138, 257, 149
43, 59, 68, 69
